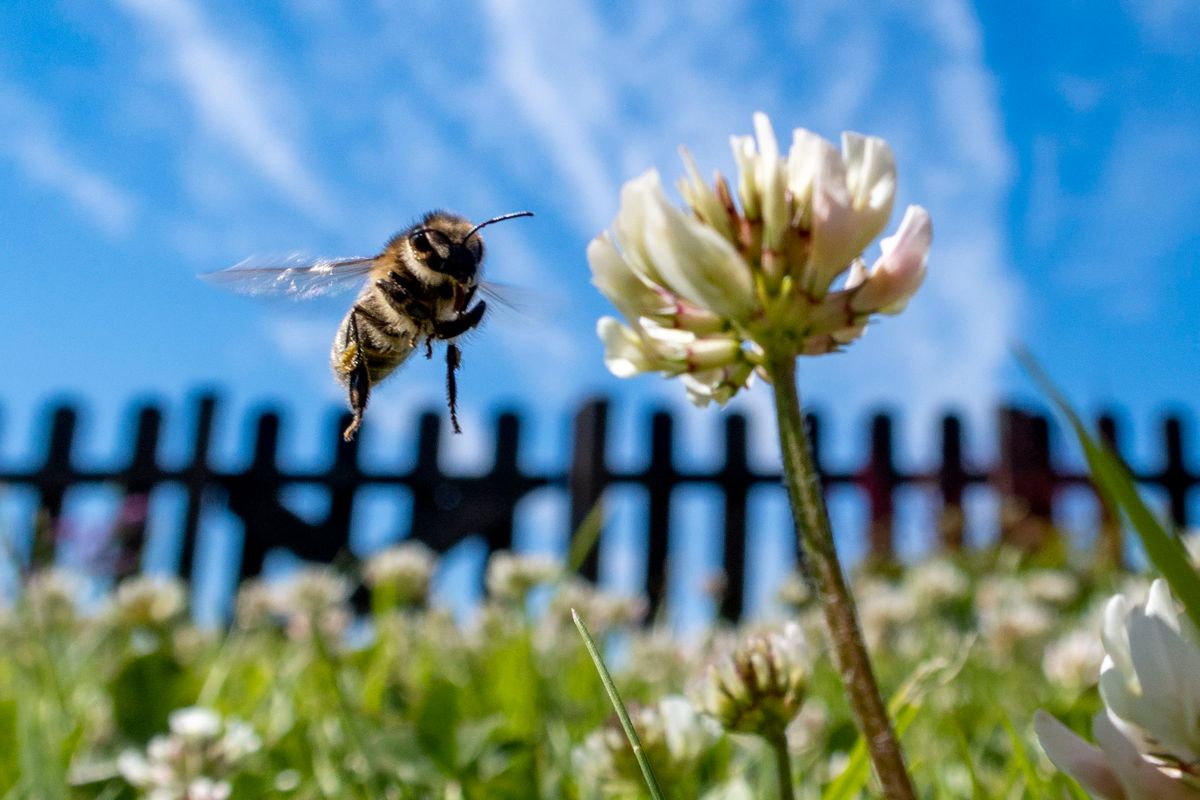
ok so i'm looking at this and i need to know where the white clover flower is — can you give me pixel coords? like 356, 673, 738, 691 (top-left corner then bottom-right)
574, 695, 721, 792
118, 707, 260, 799
1025, 569, 1079, 607
975, 575, 1056, 658
22, 568, 85, 626
112, 575, 188, 627
904, 558, 970, 610
546, 578, 646, 636
234, 579, 276, 629
697, 623, 810, 736
363, 540, 437, 608
271, 566, 353, 641
854, 576, 918, 651
168, 707, 222, 741
1043, 628, 1106, 692
485, 551, 561, 602
1037, 579, 1200, 797
591, 112, 931, 406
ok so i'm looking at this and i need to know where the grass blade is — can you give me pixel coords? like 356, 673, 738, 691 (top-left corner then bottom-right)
1018, 347, 1200, 630
571, 609, 665, 800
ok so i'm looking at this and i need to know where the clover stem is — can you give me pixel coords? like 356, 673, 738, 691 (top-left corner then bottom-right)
765, 352, 916, 800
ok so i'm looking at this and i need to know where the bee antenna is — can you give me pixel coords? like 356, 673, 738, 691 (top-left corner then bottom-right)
463, 211, 534, 242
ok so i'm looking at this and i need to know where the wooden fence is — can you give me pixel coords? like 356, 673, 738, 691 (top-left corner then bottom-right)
0, 395, 1195, 620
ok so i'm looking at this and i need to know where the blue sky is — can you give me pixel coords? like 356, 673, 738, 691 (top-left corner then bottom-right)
1, 1, 1198, 615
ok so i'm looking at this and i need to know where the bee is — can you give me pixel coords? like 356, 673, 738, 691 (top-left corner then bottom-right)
202, 210, 533, 441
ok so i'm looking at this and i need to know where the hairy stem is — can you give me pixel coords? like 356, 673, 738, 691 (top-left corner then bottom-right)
765, 353, 916, 800
770, 731, 796, 800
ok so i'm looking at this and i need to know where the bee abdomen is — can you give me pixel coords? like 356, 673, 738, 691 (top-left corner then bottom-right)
330, 303, 420, 385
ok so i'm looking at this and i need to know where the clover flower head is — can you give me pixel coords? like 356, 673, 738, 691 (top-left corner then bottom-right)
575, 695, 720, 791
112, 574, 188, 627
590, 112, 931, 406
118, 706, 260, 800
485, 551, 562, 602
363, 540, 437, 608
697, 623, 810, 737
22, 568, 85, 626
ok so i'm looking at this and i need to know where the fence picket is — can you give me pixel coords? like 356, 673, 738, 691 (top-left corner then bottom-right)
0, 395, 1194, 620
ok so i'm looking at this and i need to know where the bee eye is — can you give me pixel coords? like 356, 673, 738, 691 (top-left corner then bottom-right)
411, 232, 432, 253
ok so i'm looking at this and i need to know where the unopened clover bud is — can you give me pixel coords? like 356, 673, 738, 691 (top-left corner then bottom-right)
699, 624, 809, 737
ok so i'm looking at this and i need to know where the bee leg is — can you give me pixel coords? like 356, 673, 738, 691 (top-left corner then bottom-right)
377, 272, 433, 322
342, 312, 371, 442
433, 300, 487, 340
445, 342, 462, 435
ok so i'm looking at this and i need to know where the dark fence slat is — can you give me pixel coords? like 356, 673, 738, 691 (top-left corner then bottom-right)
863, 413, 896, 561
1161, 415, 1191, 529
481, 410, 522, 554
938, 414, 966, 550
718, 413, 750, 622
114, 404, 163, 578
644, 410, 675, 616
32, 404, 79, 566
997, 407, 1055, 550
3, 396, 1197, 623
569, 399, 608, 581
179, 394, 216, 580
1096, 412, 1123, 567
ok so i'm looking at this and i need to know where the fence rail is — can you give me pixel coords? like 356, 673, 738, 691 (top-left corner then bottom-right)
0, 395, 1195, 620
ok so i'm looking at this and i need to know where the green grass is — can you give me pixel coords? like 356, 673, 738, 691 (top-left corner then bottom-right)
0, 546, 1130, 799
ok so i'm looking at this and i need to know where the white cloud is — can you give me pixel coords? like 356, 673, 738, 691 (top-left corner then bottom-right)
0, 83, 137, 237
114, 0, 331, 221
257, 0, 1020, 452
1122, 0, 1200, 54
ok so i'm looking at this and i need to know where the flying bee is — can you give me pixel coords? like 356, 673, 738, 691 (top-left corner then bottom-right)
202, 210, 534, 441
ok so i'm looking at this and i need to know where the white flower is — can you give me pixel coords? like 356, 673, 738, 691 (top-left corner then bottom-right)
1026, 569, 1079, 607
271, 566, 353, 640
574, 695, 720, 791
590, 112, 931, 404
904, 558, 969, 610
112, 575, 188, 627
1036, 711, 1200, 799
118, 707, 261, 798
1100, 580, 1200, 767
169, 707, 222, 741
185, 778, 232, 800
1037, 580, 1200, 796
485, 551, 561, 602
363, 540, 437, 607
23, 568, 84, 625
1043, 629, 1106, 691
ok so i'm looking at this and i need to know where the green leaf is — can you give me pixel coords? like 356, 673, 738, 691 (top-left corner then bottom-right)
415, 677, 462, 774
108, 650, 194, 741
1018, 347, 1200, 630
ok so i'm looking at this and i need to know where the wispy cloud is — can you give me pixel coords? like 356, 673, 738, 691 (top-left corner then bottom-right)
0, 83, 137, 237
114, 0, 330, 221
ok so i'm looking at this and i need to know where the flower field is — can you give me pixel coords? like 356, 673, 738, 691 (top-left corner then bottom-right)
0, 542, 1152, 798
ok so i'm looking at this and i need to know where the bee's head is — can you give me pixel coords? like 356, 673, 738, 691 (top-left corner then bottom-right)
406, 210, 533, 284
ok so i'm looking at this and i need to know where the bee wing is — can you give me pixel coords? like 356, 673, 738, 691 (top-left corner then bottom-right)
477, 280, 547, 317
199, 254, 377, 300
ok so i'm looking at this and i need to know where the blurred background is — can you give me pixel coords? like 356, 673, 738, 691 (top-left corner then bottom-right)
1, 0, 1197, 623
